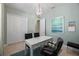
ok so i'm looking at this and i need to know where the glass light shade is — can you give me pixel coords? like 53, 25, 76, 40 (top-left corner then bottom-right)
36, 6, 42, 17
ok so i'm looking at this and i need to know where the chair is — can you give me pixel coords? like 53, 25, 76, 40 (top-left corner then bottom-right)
67, 41, 79, 49
40, 37, 63, 56
34, 32, 40, 37
25, 33, 33, 48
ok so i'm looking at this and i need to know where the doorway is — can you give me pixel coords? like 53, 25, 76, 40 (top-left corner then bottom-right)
35, 18, 46, 36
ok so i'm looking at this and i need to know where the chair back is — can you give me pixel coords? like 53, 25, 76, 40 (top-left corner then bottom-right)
25, 33, 33, 39
55, 37, 63, 53
34, 32, 40, 37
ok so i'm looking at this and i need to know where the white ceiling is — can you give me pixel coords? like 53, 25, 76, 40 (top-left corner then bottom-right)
5, 3, 77, 14
5, 3, 54, 13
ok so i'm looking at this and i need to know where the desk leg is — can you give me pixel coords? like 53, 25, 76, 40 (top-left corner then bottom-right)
30, 46, 33, 56
25, 45, 27, 55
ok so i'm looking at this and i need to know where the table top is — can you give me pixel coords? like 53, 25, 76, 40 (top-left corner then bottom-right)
25, 36, 52, 46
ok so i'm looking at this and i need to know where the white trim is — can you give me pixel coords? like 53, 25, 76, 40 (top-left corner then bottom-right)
4, 40, 25, 47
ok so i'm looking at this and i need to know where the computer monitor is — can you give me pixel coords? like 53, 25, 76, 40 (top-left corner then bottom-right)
25, 33, 33, 39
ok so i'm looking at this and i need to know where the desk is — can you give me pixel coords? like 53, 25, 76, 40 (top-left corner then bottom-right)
25, 36, 53, 56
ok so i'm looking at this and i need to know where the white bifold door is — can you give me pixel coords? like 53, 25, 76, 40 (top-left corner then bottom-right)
7, 13, 28, 44
40, 18, 46, 36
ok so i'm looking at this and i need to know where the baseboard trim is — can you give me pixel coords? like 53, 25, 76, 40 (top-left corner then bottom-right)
4, 40, 25, 47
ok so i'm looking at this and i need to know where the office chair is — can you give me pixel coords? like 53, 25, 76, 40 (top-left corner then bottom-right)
40, 37, 63, 56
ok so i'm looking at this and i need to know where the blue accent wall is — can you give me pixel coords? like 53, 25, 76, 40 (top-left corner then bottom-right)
45, 4, 79, 44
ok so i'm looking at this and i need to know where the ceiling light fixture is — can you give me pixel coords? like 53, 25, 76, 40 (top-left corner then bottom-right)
36, 3, 42, 18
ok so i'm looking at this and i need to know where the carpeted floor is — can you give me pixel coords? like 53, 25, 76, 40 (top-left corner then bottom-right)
11, 47, 42, 56
5, 41, 79, 56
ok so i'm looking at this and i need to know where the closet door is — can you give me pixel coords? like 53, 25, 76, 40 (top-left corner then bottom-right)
7, 13, 28, 44
40, 18, 46, 36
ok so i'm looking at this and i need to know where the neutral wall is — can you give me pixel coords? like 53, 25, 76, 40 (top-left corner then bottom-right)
45, 4, 79, 44
0, 3, 3, 55
3, 4, 7, 45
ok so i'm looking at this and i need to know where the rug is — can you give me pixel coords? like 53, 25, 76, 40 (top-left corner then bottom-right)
11, 47, 42, 56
